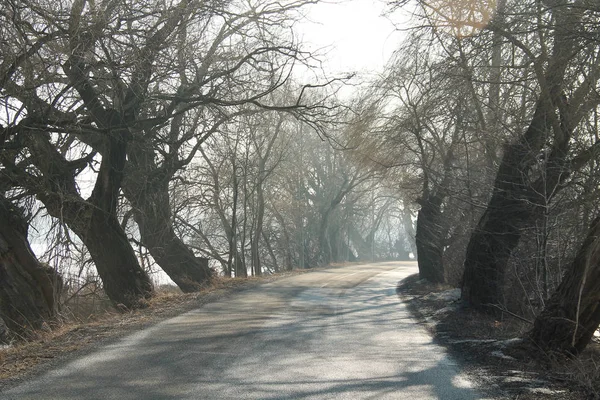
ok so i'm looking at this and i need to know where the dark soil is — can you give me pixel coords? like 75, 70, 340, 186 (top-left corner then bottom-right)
397, 274, 599, 400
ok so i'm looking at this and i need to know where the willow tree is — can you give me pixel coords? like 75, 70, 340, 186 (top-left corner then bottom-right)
459, 0, 600, 311
348, 31, 487, 283
0, 0, 327, 301
0, 0, 159, 306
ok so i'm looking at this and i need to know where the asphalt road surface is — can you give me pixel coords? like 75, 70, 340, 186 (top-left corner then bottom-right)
4, 261, 486, 399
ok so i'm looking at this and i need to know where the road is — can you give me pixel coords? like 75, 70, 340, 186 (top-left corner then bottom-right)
4, 262, 485, 399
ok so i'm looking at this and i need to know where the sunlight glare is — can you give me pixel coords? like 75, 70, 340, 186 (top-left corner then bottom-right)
423, 0, 499, 37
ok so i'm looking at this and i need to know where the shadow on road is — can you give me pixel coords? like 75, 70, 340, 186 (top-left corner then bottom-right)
6, 263, 481, 400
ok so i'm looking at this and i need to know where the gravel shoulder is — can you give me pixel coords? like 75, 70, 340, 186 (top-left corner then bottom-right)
397, 274, 598, 400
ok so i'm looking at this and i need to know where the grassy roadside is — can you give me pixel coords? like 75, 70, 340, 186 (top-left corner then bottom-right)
0, 269, 312, 391
397, 274, 599, 400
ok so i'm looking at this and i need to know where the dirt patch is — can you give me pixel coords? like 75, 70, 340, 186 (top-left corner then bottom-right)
0, 271, 304, 392
398, 274, 599, 400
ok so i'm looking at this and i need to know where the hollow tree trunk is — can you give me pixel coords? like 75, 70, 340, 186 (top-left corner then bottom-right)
415, 194, 445, 284
529, 216, 600, 355
0, 196, 60, 338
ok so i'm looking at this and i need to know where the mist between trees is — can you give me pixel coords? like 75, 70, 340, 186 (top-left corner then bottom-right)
0, 0, 414, 341
1, 0, 600, 360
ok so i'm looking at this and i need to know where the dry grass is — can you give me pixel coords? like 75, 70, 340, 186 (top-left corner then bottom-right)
398, 274, 596, 400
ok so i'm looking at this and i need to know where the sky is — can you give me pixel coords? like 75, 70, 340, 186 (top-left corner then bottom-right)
297, 0, 406, 79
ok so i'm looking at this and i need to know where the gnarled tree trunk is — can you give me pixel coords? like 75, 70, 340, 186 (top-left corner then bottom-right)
461, 2, 585, 312
123, 142, 212, 291
84, 207, 154, 307
529, 216, 600, 355
0, 196, 60, 338
28, 129, 154, 309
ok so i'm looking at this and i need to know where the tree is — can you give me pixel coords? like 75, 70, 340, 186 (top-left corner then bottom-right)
460, 0, 600, 311
348, 31, 488, 283
0, 0, 329, 302
119, 0, 326, 287
0, 195, 61, 338
529, 215, 600, 355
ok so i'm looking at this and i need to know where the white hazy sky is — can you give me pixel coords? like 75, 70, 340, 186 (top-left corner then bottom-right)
297, 0, 406, 78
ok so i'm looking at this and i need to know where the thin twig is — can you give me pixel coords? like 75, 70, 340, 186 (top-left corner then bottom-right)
484, 303, 534, 325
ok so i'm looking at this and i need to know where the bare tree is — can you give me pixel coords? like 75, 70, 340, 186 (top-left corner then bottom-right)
0, 0, 331, 303
530, 215, 600, 355
460, 0, 600, 312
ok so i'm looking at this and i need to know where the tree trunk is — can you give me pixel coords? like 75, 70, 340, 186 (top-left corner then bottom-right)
348, 224, 371, 261
131, 201, 212, 292
262, 230, 279, 272
327, 225, 338, 262
0, 196, 60, 338
529, 216, 600, 355
233, 252, 247, 278
318, 208, 333, 265
26, 129, 153, 309
251, 182, 265, 276
401, 204, 418, 259
461, 3, 582, 312
461, 101, 554, 310
271, 204, 293, 270
123, 142, 213, 292
82, 207, 154, 308
415, 194, 445, 283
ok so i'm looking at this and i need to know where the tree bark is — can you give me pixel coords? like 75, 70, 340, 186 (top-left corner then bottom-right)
415, 194, 445, 284
130, 200, 212, 292
0, 196, 60, 338
461, 96, 558, 310
461, 93, 577, 311
529, 216, 600, 355
461, 1, 584, 312
27, 129, 154, 309
83, 207, 154, 307
123, 141, 212, 292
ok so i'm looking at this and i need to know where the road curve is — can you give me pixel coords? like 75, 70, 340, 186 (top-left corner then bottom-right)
4, 262, 486, 399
